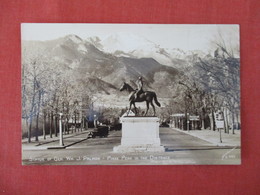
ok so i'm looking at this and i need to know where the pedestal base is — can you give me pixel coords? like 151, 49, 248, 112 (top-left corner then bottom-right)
113, 144, 165, 153
113, 117, 165, 153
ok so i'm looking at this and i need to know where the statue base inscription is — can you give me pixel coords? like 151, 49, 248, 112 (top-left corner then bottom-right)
113, 117, 165, 153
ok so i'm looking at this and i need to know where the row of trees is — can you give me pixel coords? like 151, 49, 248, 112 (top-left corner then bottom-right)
22, 50, 95, 142
162, 39, 240, 133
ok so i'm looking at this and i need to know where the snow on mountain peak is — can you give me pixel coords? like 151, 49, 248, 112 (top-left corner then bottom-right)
85, 36, 103, 49
61, 35, 89, 54
101, 32, 156, 53
64, 34, 83, 44
100, 32, 180, 66
78, 44, 88, 53
86, 36, 101, 43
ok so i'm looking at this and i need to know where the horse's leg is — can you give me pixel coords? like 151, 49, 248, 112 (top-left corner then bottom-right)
127, 102, 132, 116
133, 102, 138, 116
151, 101, 156, 116
145, 101, 149, 116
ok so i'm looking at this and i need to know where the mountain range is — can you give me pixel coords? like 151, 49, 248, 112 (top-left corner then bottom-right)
22, 33, 206, 107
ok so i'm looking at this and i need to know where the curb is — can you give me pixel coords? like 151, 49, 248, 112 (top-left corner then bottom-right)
23, 131, 91, 150
22, 130, 90, 146
36, 131, 89, 146
47, 132, 90, 149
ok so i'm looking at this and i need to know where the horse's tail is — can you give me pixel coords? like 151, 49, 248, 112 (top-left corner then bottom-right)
153, 93, 161, 107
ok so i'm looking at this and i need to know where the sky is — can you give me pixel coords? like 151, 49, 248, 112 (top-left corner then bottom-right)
21, 23, 239, 53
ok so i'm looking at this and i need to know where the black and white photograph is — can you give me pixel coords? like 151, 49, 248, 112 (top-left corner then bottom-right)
21, 23, 240, 165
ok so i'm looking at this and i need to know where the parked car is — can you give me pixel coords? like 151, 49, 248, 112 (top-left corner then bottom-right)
110, 123, 122, 131
88, 125, 109, 138
159, 122, 169, 128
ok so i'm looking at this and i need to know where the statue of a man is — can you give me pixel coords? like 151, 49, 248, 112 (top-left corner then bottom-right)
135, 76, 143, 100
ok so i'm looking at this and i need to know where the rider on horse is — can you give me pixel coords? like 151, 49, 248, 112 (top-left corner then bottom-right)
119, 81, 161, 116
135, 76, 144, 100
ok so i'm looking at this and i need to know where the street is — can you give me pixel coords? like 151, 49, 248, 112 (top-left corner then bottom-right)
22, 128, 241, 165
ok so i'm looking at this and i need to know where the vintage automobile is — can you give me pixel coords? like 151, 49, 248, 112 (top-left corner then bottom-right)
88, 125, 109, 138
109, 123, 122, 131
159, 122, 170, 128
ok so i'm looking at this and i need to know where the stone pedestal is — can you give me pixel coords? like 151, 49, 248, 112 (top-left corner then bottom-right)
113, 117, 165, 153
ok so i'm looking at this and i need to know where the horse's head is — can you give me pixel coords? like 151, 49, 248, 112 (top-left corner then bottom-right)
119, 82, 127, 91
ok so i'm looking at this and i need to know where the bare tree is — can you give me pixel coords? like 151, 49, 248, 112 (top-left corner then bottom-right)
195, 52, 240, 133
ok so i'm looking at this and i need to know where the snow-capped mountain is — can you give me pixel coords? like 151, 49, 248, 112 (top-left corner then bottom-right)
100, 32, 170, 65
101, 32, 156, 53
85, 36, 103, 50
98, 32, 200, 67
22, 34, 179, 99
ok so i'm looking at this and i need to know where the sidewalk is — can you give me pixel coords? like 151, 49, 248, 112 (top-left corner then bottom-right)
22, 129, 91, 150
173, 128, 241, 147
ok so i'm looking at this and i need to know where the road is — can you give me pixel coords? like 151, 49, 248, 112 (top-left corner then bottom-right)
22, 128, 241, 165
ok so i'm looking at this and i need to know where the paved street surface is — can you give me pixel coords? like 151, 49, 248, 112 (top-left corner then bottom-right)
22, 128, 241, 165
173, 128, 241, 147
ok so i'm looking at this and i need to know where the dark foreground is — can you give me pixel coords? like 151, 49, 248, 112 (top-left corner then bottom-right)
22, 128, 241, 165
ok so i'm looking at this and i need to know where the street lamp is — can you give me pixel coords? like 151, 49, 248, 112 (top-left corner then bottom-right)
59, 113, 64, 146
94, 114, 97, 128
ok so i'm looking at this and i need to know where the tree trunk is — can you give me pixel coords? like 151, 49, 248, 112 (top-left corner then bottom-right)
55, 97, 59, 137
81, 117, 84, 131
25, 117, 29, 139
224, 107, 229, 134
231, 112, 235, 134
66, 118, 69, 134
28, 116, 32, 143
74, 112, 77, 132
235, 112, 240, 130
62, 120, 65, 135
50, 111, 53, 138
43, 111, 46, 139
35, 90, 42, 142
47, 113, 50, 136
62, 102, 65, 134
201, 119, 205, 130
223, 117, 227, 133
80, 113, 82, 131
28, 78, 37, 143
200, 109, 205, 130
54, 115, 57, 137
35, 113, 39, 141
209, 111, 215, 131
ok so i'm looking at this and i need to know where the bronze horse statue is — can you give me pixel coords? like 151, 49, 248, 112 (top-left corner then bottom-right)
119, 82, 161, 116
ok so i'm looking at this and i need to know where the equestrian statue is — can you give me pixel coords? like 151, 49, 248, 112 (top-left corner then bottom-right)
119, 77, 161, 116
